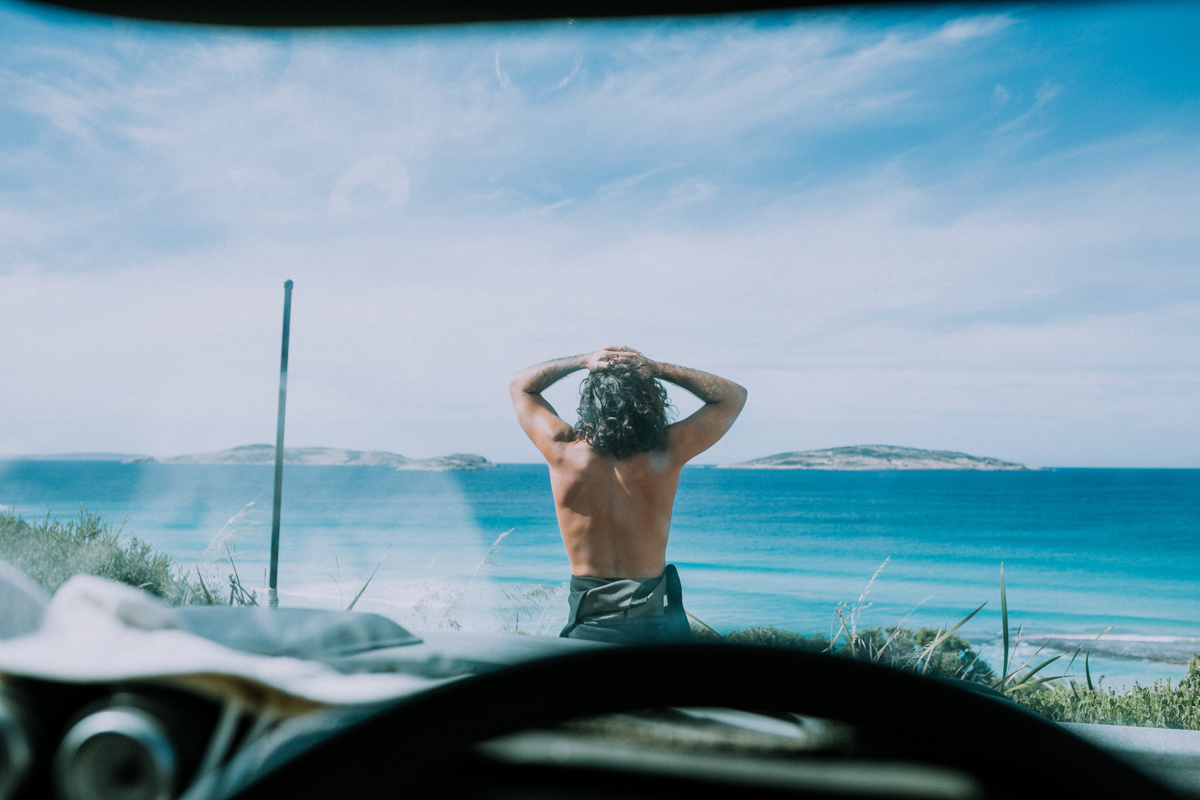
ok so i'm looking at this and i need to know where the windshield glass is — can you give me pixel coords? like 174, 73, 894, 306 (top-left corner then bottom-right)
1, 0, 1197, 710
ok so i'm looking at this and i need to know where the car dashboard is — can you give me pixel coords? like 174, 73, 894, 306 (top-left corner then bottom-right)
2, 595, 1198, 800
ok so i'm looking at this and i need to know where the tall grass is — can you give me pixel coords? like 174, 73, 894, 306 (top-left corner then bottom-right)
987, 562, 1200, 728
1015, 658, 1200, 729
689, 559, 995, 682
0, 507, 217, 606
190, 494, 263, 606
691, 621, 997, 683
410, 529, 567, 634
693, 562, 1200, 730
345, 545, 390, 611
412, 529, 515, 631
500, 583, 567, 636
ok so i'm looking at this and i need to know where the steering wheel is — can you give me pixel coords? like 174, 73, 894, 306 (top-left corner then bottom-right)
224, 644, 1178, 799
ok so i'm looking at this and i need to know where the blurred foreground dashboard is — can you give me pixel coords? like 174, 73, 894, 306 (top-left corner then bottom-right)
3, 603, 1200, 800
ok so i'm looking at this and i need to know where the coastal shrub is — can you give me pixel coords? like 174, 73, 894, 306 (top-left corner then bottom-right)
694, 621, 1200, 729
1011, 657, 1200, 730
724, 626, 830, 652
855, 626, 997, 683
692, 623, 995, 684
0, 507, 217, 606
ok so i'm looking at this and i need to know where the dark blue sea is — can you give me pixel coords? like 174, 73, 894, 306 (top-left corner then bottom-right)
2, 461, 1198, 687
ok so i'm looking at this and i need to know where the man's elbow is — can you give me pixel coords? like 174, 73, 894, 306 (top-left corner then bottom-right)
710, 383, 747, 413
508, 373, 533, 399
732, 384, 748, 411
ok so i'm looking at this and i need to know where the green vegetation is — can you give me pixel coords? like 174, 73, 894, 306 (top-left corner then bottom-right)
0, 507, 217, 606
1013, 659, 1200, 729
687, 562, 1200, 729
690, 622, 994, 682
693, 620, 1200, 729
688, 557, 995, 682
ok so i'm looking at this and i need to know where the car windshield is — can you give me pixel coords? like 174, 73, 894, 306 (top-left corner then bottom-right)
1, 0, 1197, 723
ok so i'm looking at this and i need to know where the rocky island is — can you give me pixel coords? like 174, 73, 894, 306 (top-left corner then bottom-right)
721, 445, 1033, 471
128, 445, 494, 471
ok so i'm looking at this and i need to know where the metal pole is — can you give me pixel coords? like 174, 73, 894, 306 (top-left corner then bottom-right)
267, 280, 293, 608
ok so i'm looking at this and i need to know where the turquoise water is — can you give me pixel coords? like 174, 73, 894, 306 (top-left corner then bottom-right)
2, 461, 1198, 687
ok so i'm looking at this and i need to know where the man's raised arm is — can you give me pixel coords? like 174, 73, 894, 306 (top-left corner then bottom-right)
509, 348, 630, 458
644, 358, 747, 464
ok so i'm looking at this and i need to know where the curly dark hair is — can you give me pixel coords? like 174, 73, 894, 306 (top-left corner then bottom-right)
575, 361, 673, 459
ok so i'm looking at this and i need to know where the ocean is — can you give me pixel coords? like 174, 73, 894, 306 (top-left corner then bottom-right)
2, 460, 1198, 688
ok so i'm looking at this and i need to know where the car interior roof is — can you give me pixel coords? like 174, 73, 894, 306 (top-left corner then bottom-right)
32, 0, 1016, 28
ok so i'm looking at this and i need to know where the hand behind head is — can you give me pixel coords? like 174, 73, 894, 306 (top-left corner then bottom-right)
587, 346, 643, 372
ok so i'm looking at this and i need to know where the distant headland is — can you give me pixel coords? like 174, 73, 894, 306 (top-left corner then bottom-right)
721, 445, 1034, 471
127, 445, 495, 471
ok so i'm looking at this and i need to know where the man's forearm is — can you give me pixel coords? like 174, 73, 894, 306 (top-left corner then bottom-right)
510, 354, 587, 396
648, 360, 747, 406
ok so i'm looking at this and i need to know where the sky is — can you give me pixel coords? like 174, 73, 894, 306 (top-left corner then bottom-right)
0, 1, 1197, 467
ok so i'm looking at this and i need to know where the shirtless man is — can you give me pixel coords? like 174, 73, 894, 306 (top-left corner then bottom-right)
509, 346, 747, 643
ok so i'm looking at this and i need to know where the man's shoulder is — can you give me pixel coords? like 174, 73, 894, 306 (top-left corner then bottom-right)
554, 446, 675, 477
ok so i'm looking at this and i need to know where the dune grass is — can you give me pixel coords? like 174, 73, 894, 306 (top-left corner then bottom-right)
691, 620, 1200, 729
690, 562, 1200, 731
1013, 658, 1200, 729
0, 506, 218, 605
689, 622, 997, 683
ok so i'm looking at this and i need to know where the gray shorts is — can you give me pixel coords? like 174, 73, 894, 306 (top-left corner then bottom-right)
560, 564, 692, 644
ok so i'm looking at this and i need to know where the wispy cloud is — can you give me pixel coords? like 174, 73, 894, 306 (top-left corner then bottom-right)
936, 14, 1016, 44
997, 79, 1062, 135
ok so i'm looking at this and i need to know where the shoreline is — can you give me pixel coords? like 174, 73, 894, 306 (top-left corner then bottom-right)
1024, 634, 1200, 666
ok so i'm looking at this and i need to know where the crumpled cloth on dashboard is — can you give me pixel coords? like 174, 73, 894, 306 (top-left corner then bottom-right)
0, 574, 438, 714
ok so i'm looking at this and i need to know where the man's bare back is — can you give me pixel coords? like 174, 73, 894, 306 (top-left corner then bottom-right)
510, 346, 747, 580
548, 443, 680, 579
